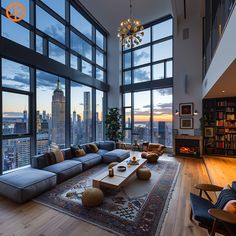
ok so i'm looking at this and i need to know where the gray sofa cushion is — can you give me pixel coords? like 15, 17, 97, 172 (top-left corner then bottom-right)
97, 149, 109, 157
72, 153, 102, 170
0, 167, 56, 203
98, 141, 115, 151
43, 160, 83, 183
103, 149, 130, 163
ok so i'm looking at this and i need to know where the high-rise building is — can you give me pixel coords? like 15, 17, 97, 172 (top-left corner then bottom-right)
36, 111, 41, 132
14, 122, 27, 134
15, 138, 30, 168
42, 110, 46, 120
83, 92, 91, 143
23, 110, 27, 123
158, 122, 166, 145
51, 79, 65, 147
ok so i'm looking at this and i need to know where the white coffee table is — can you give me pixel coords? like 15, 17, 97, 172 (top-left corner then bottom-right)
93, 158, 147, 189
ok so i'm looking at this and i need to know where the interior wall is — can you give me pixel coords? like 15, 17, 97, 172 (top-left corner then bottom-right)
107, 35, 121, 109
173, 0, 203, 135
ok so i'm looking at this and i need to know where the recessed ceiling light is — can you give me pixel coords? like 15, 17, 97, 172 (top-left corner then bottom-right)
222, 90, 225, 93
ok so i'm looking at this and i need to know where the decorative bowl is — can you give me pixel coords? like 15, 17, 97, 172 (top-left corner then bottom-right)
117, 166, 126, 172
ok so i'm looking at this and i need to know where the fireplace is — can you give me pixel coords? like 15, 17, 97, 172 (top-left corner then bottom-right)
175, 135, 202, 158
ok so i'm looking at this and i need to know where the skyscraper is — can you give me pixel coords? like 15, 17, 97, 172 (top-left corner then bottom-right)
51, 79, 65, 147
83, 91, 91, 143
23, 110, 27, 123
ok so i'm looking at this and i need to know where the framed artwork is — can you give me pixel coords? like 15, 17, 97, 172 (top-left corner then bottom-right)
205, 127, 214, 137
179, 103, 193, 116
180, 118, 193, 129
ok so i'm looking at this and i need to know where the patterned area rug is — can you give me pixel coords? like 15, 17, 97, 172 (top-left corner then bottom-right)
34, 159, 180, 236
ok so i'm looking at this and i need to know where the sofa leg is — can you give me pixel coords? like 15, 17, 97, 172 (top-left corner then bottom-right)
190, 208, 193, 221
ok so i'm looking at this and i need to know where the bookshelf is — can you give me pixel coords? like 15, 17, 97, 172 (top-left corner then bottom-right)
203, 97, 236, 156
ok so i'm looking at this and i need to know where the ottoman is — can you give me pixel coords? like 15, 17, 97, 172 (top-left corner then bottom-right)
0, 167, 57, 203
137, 167, 151, 180
82, 188, 104, 207
103, 149, 130, 163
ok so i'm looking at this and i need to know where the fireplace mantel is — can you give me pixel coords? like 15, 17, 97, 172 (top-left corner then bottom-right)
175, 135, 203, 140
174, 135, 203, 157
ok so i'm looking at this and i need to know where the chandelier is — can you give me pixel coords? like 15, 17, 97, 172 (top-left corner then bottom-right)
117, 0, 144, 48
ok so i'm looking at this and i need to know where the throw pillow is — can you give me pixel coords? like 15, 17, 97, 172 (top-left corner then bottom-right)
53, 150, 64, 163
75, 148, 86, 157
223, 200, 236, 213
88, 143, 99, 153
45, 152, 56, 165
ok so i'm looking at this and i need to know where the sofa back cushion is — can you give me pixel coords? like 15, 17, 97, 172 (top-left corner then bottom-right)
32, 154, 49, 169
61, 148, 73, 160
98, 141, 115, 151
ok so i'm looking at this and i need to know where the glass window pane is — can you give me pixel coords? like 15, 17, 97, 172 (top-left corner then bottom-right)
133, 91, 151, 142
3, 138, 30, 172
2, 0, 29, 23
133, 27, 151, 48
166, 60, 173, 78
124, 52, 131, 69
133, 66, 150, 83
153, 63, 165, 80
36, 35, 43, 54
124, 130, 131, 143
124, 71, 131, 85
2, 59, 30, 91
37, 70, 66, 152
152, 19, 173, 41
1, 16, 29, 48
125, 108, 131, 128
71, 82, 92, 144
82, 60, 92, 76
124, 93, 131, 107
36, 6, 65, 44
41, 0, 65, 18
70, 54, 78, 70
96, 68, 104, 81
96, 90, 104, 141
96, 30, 104, 49
152, 40, 173, 62
71, 31, 92, 60
70, 5, 92, 39
133, 46, 150, 67
96, 50, 104, 67
2, 92, 29, 135
153, 88, 173, 147
49, 42, 65, 64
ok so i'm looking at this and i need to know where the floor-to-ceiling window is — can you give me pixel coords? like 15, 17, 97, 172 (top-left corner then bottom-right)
122, 16, 173, 147
0, 0, 108, 174
1, 59, 31, 171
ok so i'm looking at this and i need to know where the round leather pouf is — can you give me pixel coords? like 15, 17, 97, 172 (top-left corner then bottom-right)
82, 188, 104, 207
136, 168, 151, 180
108, 162, 119, 169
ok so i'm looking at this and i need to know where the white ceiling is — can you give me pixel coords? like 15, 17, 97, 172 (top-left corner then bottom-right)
78, 0, 173, 35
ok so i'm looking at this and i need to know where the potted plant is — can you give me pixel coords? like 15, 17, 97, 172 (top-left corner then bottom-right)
105, 108, 123, 144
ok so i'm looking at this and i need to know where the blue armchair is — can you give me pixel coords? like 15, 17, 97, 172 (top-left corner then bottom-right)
189, 182, 236, 236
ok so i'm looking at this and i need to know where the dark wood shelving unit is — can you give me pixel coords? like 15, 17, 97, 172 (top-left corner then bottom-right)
203, 97, 236, 157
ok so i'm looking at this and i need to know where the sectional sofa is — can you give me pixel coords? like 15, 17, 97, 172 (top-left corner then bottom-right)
0, 141, 130, 203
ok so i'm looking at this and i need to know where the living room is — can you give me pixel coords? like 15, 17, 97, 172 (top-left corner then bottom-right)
0, 0, 236, 235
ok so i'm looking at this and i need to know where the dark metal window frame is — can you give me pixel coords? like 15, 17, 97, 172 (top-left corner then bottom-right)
121, 15, 174, 144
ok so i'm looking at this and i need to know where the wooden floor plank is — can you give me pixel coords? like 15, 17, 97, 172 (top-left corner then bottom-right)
0, 155, 234, 236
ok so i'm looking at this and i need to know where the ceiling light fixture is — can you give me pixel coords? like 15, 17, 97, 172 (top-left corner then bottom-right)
117, 0, 144, 48
194, 110, 198, 116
